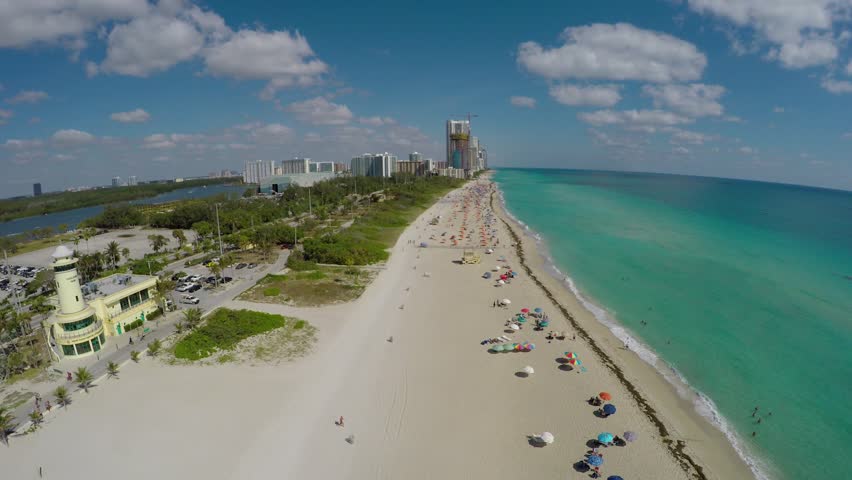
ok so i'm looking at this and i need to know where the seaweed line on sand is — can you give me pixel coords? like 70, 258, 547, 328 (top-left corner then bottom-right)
490, 185, 708, 480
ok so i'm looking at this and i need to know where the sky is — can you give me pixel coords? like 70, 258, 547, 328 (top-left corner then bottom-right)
1, 0, 852, 196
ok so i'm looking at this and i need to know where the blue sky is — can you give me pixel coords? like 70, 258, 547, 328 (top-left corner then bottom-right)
1, 0, 851, 196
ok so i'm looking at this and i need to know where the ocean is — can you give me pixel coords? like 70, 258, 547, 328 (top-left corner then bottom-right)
493, 168, 852, 480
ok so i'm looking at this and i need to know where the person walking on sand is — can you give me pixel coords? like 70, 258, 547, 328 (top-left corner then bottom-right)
338, 416, 344, 427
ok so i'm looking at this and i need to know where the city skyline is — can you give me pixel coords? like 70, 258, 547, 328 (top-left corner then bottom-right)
1, 0, 852, 196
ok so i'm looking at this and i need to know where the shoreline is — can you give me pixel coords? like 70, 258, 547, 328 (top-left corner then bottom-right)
489, 174, 758, 480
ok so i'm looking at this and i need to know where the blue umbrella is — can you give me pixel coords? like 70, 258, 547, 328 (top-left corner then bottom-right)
597, 432, 614, 444
534, 307, 543, 313
603, 404, 617, 415
607, 477, 624, 480
587, 455, 604, 467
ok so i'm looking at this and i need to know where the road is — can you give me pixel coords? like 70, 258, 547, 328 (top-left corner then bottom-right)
4, 249, 290, 433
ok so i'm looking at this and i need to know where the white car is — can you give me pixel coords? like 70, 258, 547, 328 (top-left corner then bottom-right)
187, 275, 202, 283
180, 294, 200, 304
175, 283, 191, 292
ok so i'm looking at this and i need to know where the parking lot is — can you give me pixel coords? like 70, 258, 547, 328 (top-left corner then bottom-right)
0, 263, 44, 303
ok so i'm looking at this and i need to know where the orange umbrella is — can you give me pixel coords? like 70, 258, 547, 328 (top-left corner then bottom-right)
599, 392, 612, 401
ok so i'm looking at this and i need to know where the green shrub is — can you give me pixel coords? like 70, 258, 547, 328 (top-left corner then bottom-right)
124, 319, 143, 332
293, 320, 306, 329
173, 309, 288, 360
147, 309, 162, 321
286, 251, 317, 271
262, 287, 280, 297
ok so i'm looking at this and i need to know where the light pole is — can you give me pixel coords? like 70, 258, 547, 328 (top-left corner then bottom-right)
214, 204, 224, 258
308, 187, 312, 217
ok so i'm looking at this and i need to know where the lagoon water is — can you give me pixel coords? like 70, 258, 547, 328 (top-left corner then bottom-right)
0, 184, 246, 237
494, 168, 852, 480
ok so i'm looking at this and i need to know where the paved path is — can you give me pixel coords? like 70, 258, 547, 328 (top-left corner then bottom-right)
4, 250, 289, 433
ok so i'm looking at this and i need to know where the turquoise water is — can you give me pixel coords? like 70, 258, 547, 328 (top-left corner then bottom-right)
493, 169, 852, 480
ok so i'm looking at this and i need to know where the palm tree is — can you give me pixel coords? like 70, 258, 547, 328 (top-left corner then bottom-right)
105, 241, 121, 269
130, 350, 140, 363
74, 367, 94, 393
107, 361, 120, 379
208, 262, 221, 287
54, 386, 70, 408
82, 228, 95, 253
172, 229, 187, 249
155, 279, 176, 311
147, 339, 162, 357
28, 409, 43, 430
182, 307, 203, 330
121, 247, 131, 263
148, 234, 168, 253
0, 406, 15, 446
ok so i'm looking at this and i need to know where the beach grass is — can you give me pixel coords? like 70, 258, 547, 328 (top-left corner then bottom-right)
173, 308, 287, 361
239, 266, 374, 307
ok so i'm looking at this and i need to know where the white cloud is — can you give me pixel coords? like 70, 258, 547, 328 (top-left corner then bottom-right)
152, 155, 170, 162
52, 129, 95, 144
843, 132, 852, 138
686, 0, 844, 69
847, 61, 852, 76
739, 146, 756, 155
358, 116, 395, 126
285, 97, 353, 125
6, 90, 49, 104
110, 108, 151, 123
303, 132, 322, 142
0, 109, 12, 124
3, 139, 43, 149
54, 154, 75, 161
204, 30, 328, 99
821, 78, 852, 93
642, 83, 725, 117
100, 14, 205, 77
549, 84, 622, 107
517, 23, 706, 83
578, 109, 692, 128
227, 143, 253, 150
0, 0, 148, 49
773, 106, 785, 113
142, 133, 201, 149
251, 123, 294, 141
510, 96, 537, 108
668, 128, 711, 144
673, 146, 691, 155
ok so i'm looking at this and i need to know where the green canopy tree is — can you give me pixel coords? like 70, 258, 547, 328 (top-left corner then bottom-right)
148, 234, 168, 253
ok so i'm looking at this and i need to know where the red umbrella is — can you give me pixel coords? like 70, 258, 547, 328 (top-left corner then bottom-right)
599, 392, 612, 401
521, 308, 530, 313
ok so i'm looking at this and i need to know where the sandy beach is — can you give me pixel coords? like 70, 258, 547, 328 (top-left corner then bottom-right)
1, 177, 753, 480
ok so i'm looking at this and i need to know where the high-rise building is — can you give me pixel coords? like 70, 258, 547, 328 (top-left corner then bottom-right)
409, 152, 423, 162
280, 158, 310, 175
350, 153, 397, 177
244, 160, 275, 184
446, 120, 470, 170
33, 183, 42, 196
111, 176, 121, 187
424, 159, 435, 173
396, 160, 425, 176
334, 163, 349, 174
309, 161, 335, 173
128, 175, 138, 186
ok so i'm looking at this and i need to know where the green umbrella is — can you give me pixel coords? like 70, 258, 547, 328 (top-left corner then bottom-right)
517, 316, 527, 323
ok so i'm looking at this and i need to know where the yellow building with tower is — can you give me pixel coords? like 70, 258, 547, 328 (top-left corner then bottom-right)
47, 246, 159, 358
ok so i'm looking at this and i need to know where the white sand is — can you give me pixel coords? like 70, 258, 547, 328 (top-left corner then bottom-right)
1, 179, 751, 480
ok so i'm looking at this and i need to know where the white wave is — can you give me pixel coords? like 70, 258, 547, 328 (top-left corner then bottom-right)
493, 180, 774, 480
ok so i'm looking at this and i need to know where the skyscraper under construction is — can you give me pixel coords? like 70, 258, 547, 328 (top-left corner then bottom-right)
446, 119, 470, 169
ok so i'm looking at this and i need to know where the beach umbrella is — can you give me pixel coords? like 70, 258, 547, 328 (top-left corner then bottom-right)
497, 280, 506, 285
599, 392, 612, 401
502, 299, 511, 305
587, 455, 604, 467
568, 358, 582, 366
565, 352, 577, 359
534, 308, 543, 313
522, 366, 534, 375
623, 431, 637, 442
607, 477, 624, 480
517, 316, 527, 323
597, 432, 614, 444
491, 345, 504, 352
493, 266, 501, 272
538, 432, 554, 444
603, 404, 617, 415
540, 321, 549, 327
528, 343, 536, 350
521, 308, 530, 313
509, 324, 520, 331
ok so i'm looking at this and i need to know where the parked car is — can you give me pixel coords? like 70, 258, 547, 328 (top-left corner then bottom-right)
176, 283, 191, 292
171, 272, 186, 281
187, 283, 202, 293
187, 275, 201, 283
235, 263, 247, 270
220, 276, 232, 283
180, 294, 200, 305
247, 263, 257, 269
